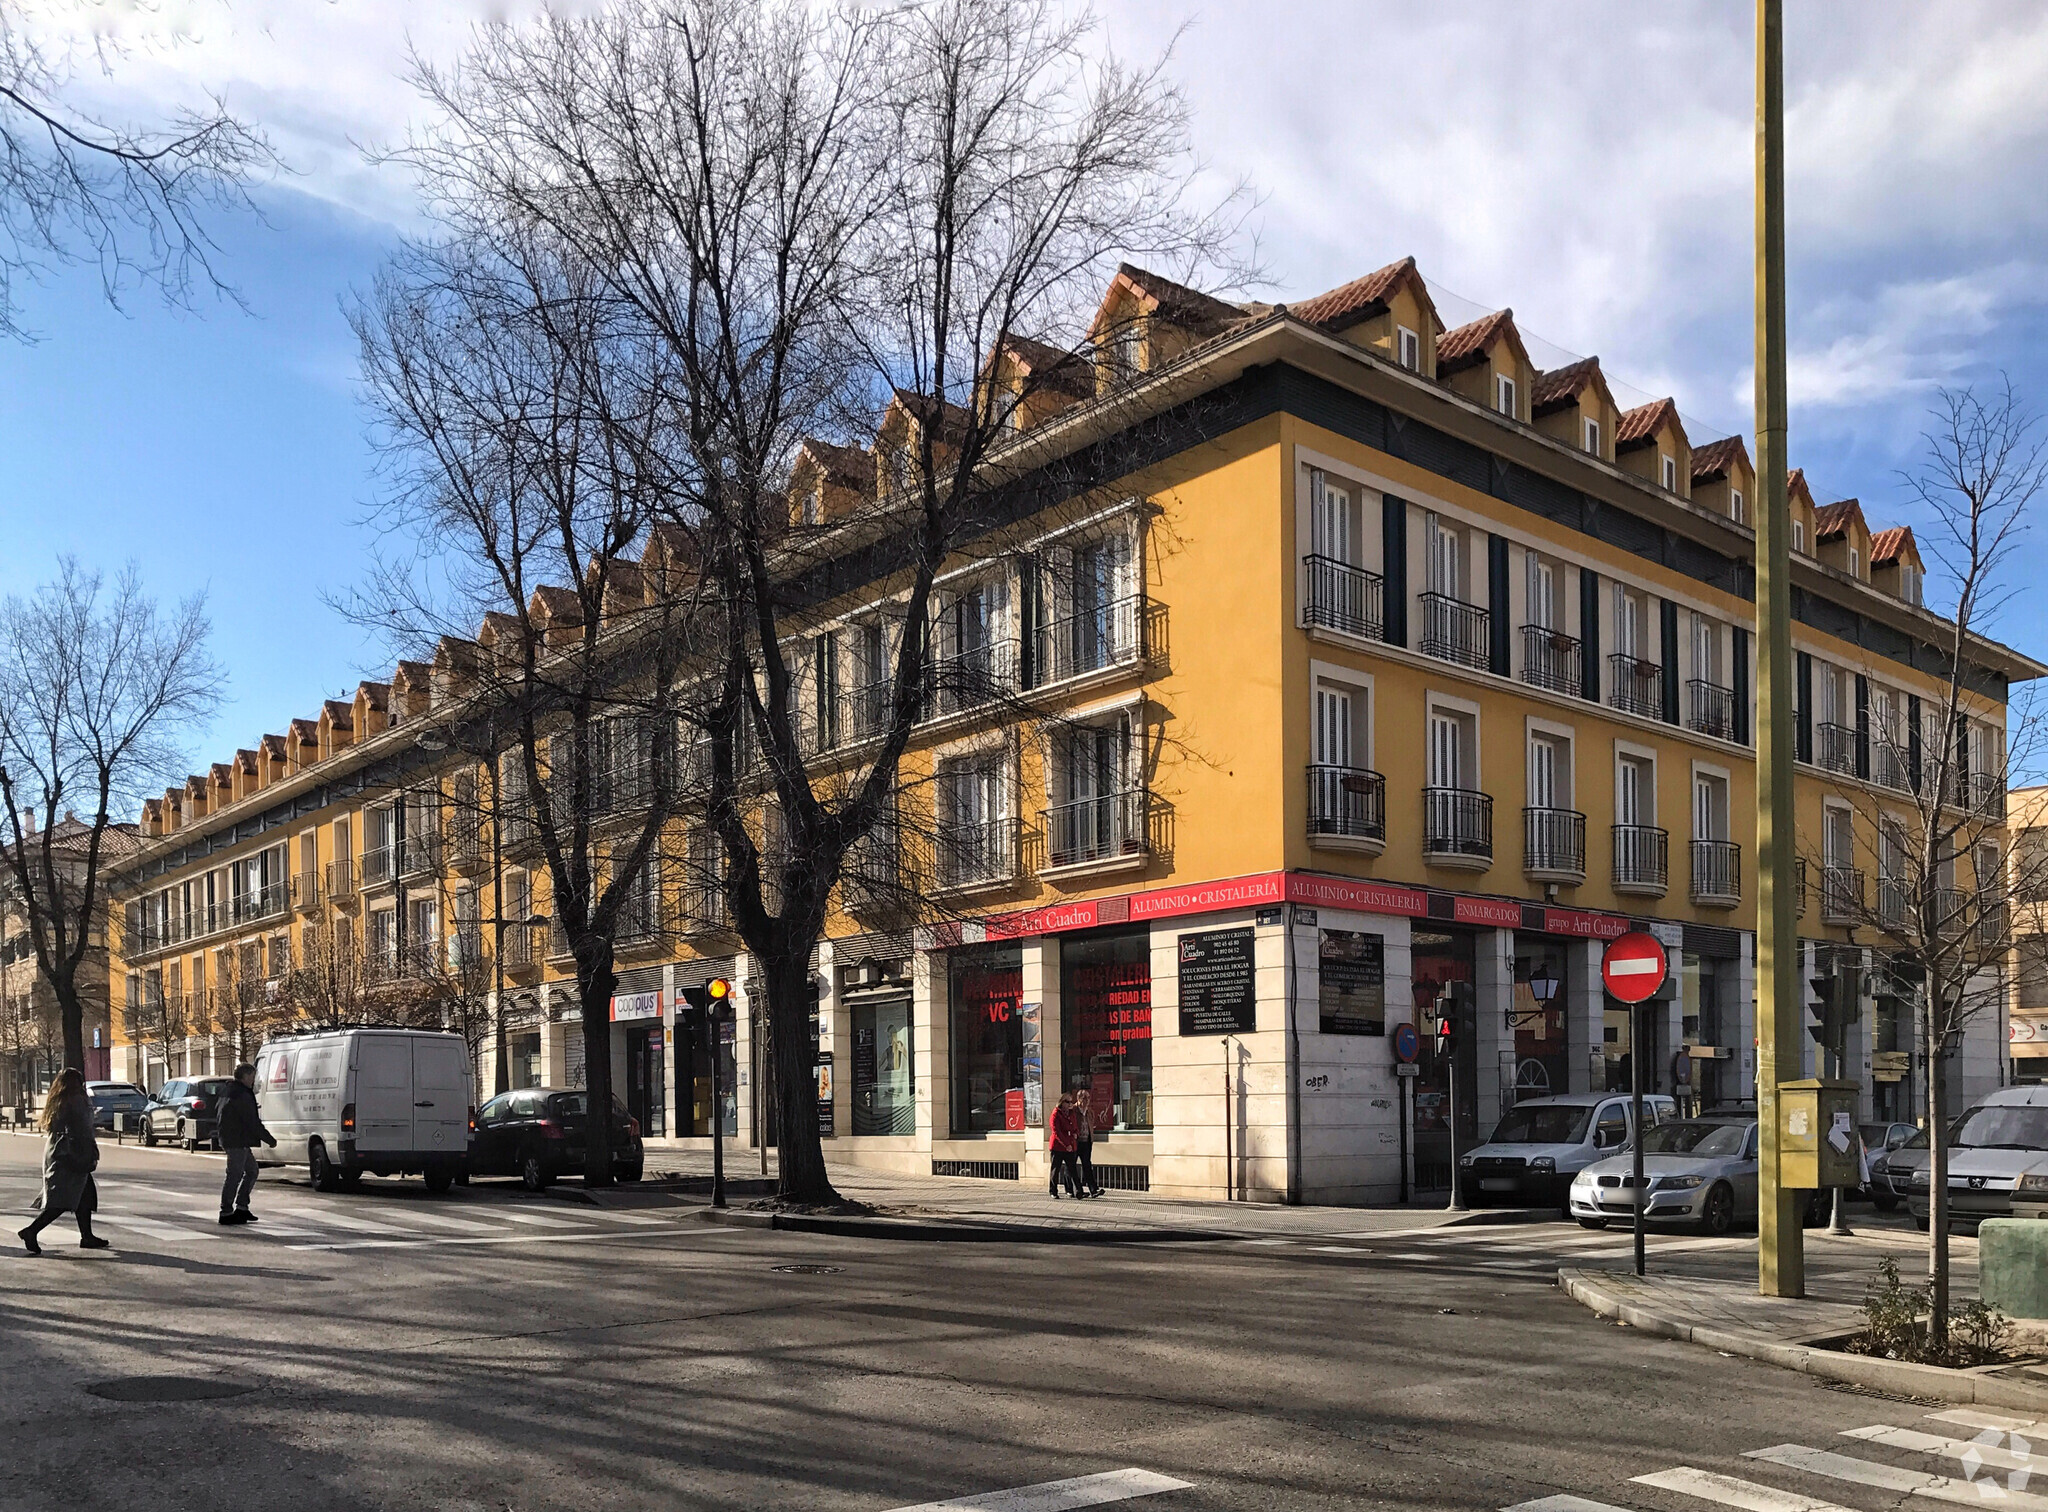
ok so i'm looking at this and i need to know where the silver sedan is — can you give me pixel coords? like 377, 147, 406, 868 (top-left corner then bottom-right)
1568, 1118, 1759, 1235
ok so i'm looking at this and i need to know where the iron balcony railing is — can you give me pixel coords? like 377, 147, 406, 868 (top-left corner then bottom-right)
1821, 865, 1863, 925
1816, 722, 1856, 775
360, 844, 394, 887
934, 816, 1018, 891
1969, 772, 2006, 820
1933, 886, 1969, 938
1422, 787, 1493, 862
848, 674, 903, 742
1306, 764, 1387, 844
1875, 743, 1910, 792
1611, 824, 1668, 893
1794, 858, 1808, 917
1520, 625, 1581, 697
399, 831, 443, 878
451, 921, 485, 970
501, 921, 545, 969
448, 822, 486, 868
1687, 679, 1738, 742
1878, 877, 1909, 930
1980, 899, 2008, 953
1523, 807, 1586, 878
325, 857, 357, 900
1303, 556, 1385, 642
1418, 592, 1490, 672
291, 870, 320, 912
1608, 654, 1662, 718
1032, 593, 1150, 686
930, 638, 1020, 718
1043, 786, 1148, 869
1691, 839, 1742, 906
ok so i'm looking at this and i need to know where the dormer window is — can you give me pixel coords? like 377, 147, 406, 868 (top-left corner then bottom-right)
800, 486, 823, 527
1731, 488, 1745, 524
1397, 327, 1420, 372
1495, 374, 1516, 416
1583, 418, 1601, 456
1115, 322, 1144, 376
1661, 455, 1677, 491
1793, 520, 1805, 553
1848, 547, 1860, 578
1901, 563, 1922, 605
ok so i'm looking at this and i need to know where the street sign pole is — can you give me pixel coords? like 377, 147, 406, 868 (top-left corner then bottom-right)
1755, 0, 1804, 1299
1601, 932, 1670, 1280
1632, 1001, 1647, 1277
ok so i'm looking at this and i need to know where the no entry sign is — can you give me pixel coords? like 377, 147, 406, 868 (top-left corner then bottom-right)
1601, 932, 1669, 1003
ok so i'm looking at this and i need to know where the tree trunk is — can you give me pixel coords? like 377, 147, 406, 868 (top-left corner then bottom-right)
1927, 998, 1950, 1351
52, 969, 84, 1073
577, 945, 618, 1188
766, 945, 837, 1205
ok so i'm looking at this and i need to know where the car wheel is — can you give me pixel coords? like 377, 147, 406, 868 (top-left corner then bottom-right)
337, 1167, 363, 1191
309, 1140, 339, 1193
520, 1148, 552, 1193
423, 1165, 455, 1195
617, 1163, 644, 1184
1873, 1195, 1901, 1213
142, 1121, 158, 1148
1697, 1182, 1736, 1236
1577, 1218, 1607, 1230
1913, 1214, 1931, 1232
181, 1121, 200, 1153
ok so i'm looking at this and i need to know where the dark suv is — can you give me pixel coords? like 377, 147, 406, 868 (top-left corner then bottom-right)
470, 1088, 644, 1191
142, 1078, 240, 1150
86, 1082, 151, 1134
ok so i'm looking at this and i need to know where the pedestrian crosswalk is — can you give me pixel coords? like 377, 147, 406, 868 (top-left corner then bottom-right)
1226, 1225, 1753, 1272
1501, 1406, 2047, 1512
79, 1184, 695, 1252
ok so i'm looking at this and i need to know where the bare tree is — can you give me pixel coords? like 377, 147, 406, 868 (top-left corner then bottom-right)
1815, 381, 2048, 1350
281, 909, 377, 1033
396, 0, 1242, 1205
0, 560, 220, 1071
0, 0, 278, 340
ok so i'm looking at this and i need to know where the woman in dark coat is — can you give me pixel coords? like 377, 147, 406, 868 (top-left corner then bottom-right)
19, 1068, 108, 1254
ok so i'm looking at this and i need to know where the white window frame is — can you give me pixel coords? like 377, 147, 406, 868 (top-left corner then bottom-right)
1792, 519, 1805, 553
1661, 454, 1677, 491
1730, 487, 1745, 524
1397, 326, 1420, 372
1496, 373, 1517, 417
1525, 717, 1575, 811
1822, 798, 1856, 870
1584, 417, 1602, 455
1425, 690, 1482, 793
1614, 740, 1658, 828
1690, 761, 1733, 844
1308, 660, 1375, 772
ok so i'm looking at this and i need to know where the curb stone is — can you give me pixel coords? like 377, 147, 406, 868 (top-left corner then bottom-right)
695, 1206, 1229, 1244
1559, 1267, 2048, 1411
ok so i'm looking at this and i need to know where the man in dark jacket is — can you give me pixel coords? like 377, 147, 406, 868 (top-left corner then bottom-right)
217, 1064, 277, 1225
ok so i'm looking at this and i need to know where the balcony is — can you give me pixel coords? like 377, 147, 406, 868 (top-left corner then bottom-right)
1422, 787, 1493, 868
360, 844, 394, 888
501, 921, 546, 974
1690, 839, 1741, 907
1032, 593, 1154, 687
1875, 744, 1909, 792
1609, 654, 1662, 719
846, 675, 902, 743
930, 639, 1020, 719
1042, 786, 1149, 872
239, 884, 289, 924
1520, 625, 1581, 697
1611, 824, 1669, 896
1523, 806, 1586, 882
934, 816, 1019, 892
1933, 886, 1969, 938
1418, 592, 1490, 672
1302, 555, 1385, 642
1878, 876, 1908, 930
325, 857, 357, 904
291, 870, 320, 913
399, 832, 443, 879
1969, 772, 2006, 820
1687, 679, 1738, 742
1306, 764, 1386, 852
1820, 865, 1863, 925
1816, 722, 1856, 776
448, 823, 487, 873
450, 921, 485, 972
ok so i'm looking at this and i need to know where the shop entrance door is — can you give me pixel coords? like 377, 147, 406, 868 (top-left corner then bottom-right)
852, 995, 915, 1134
625, 1025, 665, 1138
1410, 928, 1476, 1193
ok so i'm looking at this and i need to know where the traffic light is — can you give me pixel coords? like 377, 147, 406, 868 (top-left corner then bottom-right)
678, 977, 732, 1014
1807, 959, 1861, 1053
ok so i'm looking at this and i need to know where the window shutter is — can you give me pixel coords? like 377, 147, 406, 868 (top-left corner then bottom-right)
1488, 534, 1510, 675
1659, 599, 1680, 724
1854, 675, 1871, 780
1732, 628, 1750, 745
1907, 694, 1923, 791
1579, 567, 1600, 703
1796, 652, 1813, 764
1381, 495, 1407, 647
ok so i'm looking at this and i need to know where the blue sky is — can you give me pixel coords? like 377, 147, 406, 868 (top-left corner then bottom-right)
3, 1, 2047, 781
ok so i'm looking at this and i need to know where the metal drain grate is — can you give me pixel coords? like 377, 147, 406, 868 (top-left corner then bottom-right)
85, 1377, 256, 1403
772, 1263, 843, 1275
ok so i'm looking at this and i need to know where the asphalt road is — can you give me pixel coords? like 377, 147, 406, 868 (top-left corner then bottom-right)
0, 1133, 2014, 1512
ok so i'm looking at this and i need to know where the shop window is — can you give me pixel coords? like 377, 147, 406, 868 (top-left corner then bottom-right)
1511, 940, 1570, 1103
851, 984, 915, 1136
950, 944, 1024, 1137
1060, 929, 1153, 1132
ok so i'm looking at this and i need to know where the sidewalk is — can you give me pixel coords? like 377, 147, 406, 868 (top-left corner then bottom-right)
1561, 1261, 2048, 1412
633, 1146, 1550, 1241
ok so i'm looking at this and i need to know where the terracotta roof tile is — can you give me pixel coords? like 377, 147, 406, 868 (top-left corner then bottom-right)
1690, 435, 1750, 482
234, 749, 258, 774
357, 681, 391, 711
1292, 256, 1426, 332
998, 334, 1094, 397
799, 439, 876, 490
289, 718, 319, 742
1871, 525, 1917, 565
322, 700, 354, 728
394, 660, 431, 687
259, 734, 286, 759
1105, 263, 1243, 333
1814, 499, 1867, 540
529, 586, 584, 624
1436, 308, 1515, 371
1616, 397, 1680, 448
209, 764, 232, 785
1531, 356, 1604, 414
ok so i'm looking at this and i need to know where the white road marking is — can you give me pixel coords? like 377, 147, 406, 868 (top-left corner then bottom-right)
1307, 1245, 1368, 1254
1503, 1499, 1637, 1512
287, 1225, 707, 1252
1929, 1407, 2043, 1435
90, 1213, 198, 1244
883, 1468, 1192, 1511
1631, 1465, 1856, 1510
1745, 1442, 2048, 1510
258, 1207, 420, 1235
322, 1208, 500, 1234
493, 1210, 596, 1228
1844, 1423, 2036, 1472
581, 1211, 672, 1225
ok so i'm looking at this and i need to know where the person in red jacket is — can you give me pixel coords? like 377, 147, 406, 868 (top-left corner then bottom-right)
1048, 1091, 1083, 1199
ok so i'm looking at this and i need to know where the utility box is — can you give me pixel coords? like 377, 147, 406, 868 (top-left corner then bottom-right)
1776, 1078, 1860, 1189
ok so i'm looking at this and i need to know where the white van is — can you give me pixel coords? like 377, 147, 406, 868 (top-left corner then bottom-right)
253, 1029, 474, 1193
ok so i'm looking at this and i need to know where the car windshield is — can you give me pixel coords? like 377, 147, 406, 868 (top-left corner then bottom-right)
1641, 1121, 1750, 1157
1952, 1106, 2048, 1152
1486, 1105, 1593, 1145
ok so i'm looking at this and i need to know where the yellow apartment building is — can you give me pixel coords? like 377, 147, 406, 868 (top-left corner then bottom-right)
105, 255, 2041, 1204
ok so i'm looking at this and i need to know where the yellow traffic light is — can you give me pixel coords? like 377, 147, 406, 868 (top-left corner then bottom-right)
708, 977, 730, 1000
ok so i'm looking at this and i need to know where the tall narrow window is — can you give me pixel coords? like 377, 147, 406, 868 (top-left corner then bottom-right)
1793, 520, 1805, 553
1730, 488, 1745, 525
1661, 455, 1677, 491
1425, 513, 1460, 596
1584, 417, 1602, 455
1617, 754, 1652, 827
1692, 612, 1717, 683
1850, 546, 1861, 578
1428, 710, 1465, 791
1315, 683, 1356, 769
1613, 584, 1641, 659
1397, 327, 1420, 371
1311, 471, 1354, 564
1527, 733, 1568, 810
1496, 373, 1517, 416
1694, 773, 1727, 843
1526, 553, 1555, 630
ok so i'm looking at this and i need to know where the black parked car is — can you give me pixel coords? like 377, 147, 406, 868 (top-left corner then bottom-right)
142, 1077, 240, 1150
86, 1081, 152, 1134
470, 1088, 644, 1191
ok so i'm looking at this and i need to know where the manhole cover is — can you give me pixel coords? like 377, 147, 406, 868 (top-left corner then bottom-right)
771, 1263, 842, 1275
84, 1377, 256, 1404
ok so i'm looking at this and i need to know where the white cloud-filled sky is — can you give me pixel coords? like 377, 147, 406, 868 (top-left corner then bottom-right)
5, 0, 2047, 757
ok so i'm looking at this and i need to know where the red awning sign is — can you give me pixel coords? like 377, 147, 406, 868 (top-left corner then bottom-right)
1600, 932, 1669, 1004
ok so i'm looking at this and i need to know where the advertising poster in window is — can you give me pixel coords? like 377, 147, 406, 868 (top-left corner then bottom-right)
1318, 930, 1385, 1035
1019, 1001, 1044, 1127
1177, 927, 1257, 1035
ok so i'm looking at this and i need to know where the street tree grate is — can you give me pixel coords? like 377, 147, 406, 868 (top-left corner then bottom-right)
84, 1377, 257, 1404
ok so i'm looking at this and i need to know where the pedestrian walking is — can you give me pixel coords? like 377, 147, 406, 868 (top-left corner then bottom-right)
1048, 1091, 1082, 1199
18, 1068, 108, 1255
1073, 1085, 1102, 1197
217, 1064, 277, 1226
